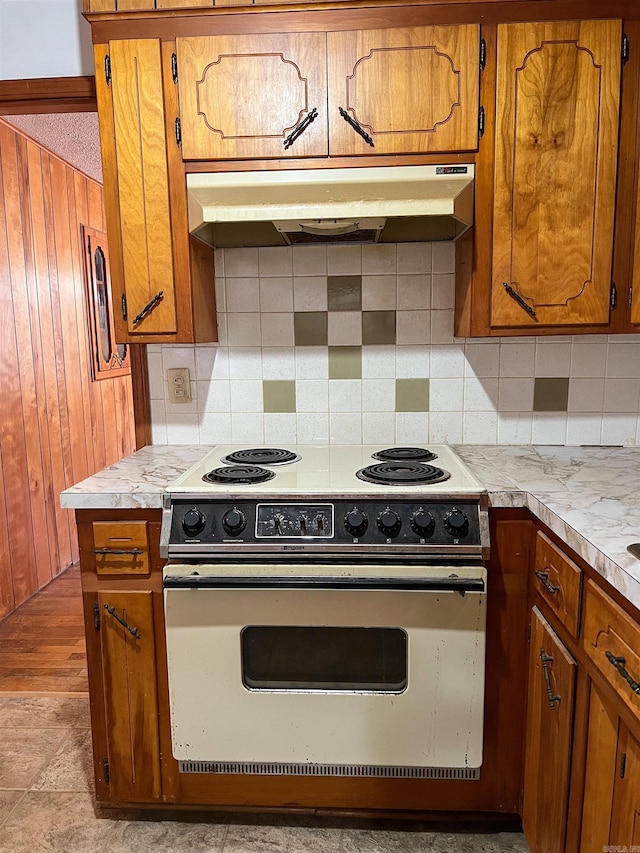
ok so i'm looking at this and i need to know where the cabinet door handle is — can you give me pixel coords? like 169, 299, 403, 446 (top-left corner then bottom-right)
605, 651, 640, 695
283, 107, 318, 150
132, 291, 164, 327
540, 648, 561, 710
503, 282, 538, 320
103, 604, 141, 640
94, 548, 144, 556
338, 107, 374, 147
534, 570, 560, 595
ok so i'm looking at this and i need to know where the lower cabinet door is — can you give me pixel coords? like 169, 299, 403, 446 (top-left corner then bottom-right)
610, 725, 640, 847
522, 607, 577, 853
98, 590, 161, 801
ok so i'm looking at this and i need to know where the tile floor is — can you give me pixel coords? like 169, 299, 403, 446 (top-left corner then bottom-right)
0, 694, 530, 853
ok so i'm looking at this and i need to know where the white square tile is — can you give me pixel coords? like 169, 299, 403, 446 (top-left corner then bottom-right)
264, 413, 297, 444
464, 343, 500, 378
499, 378, 534, 412
293, 276, 327, 311
224, 247, 259, 278
227, 313, 261, 346
295, 347, 329, 379
362, 244, 397, 275
570, 342, 606, 377
362, 378, 395, 412
397, 242, 432, 274
161, 345, 196, 373
464, 377, 498, 411
147, 352, 165, 400
296, 379, 328, 412
428, 411, 462, 444
228, 348, 262, 380
603, 378, 640, 413
565, 413, 603, 446
327, 245, 362, 275
606, 343, 640, 378
498, 412, 533, 444
261, 313, 295, 347
363, 412, 396, 443
430, 345, 465, 378
329, 379, 362, 412
199, 412, 232, 444
431, 274, 455, 309
396, 310, 431, 344
261, 348, 296, 380
231, 413, 264, 443
292, 246, 327, 276
610, 334, 640, 342
568, 378, 605, 412
216, 314, 228, 347
430, 310, 454, 344
258, 247, 292, 277
328, 311, 362, 346
394, 412, 429, 444
230, 380, 263, 412
432, 242, 455, 274
429, 377, 463, 412
196, 380, 231, 413
259, 277, 294, 312
396, 345, 430, 378
214, 248, 225, 278
166, 413, 200, 444
532, 412, 567, 445
225, 277, 260, 313
296, 412, 329, 443
362, 346, 395, 379
463, 410, 498, 443
146, 343, 161, 354
499, 343, 535, 377
362, 275, 397, 310
165, 392, 198, 415
149, 400, 167, 444
396, 274, 431, 310
214, 275, 226, 313
601, 413, 638, 446
534, 342, 571, 377
330, 412, 362, 443
195, 346, 218, 380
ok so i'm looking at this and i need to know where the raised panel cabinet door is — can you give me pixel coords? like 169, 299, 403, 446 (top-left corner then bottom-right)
98, 590, 161, 801
176, 33, 328, 160
491, 20, 621, 328
96, 40, 178, 336
522, 607, 576, 853
327, 25, 480, 156
610, 725, 640, 847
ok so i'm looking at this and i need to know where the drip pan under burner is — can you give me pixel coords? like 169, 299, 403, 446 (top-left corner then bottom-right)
221, 448, 301, 466
372, 447, 438, 463
202, 465, 275, 485
356, 462, 450, 486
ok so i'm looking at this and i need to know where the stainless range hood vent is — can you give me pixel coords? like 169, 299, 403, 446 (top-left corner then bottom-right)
187, 165, 474, 248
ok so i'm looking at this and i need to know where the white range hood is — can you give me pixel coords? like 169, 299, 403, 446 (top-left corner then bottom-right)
187, 164, 474, 248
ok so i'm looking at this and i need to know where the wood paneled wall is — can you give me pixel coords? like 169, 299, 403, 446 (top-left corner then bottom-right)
0, 118, 135, 620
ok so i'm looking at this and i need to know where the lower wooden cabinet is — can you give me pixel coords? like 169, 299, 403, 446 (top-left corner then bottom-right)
611, 723, 640, 846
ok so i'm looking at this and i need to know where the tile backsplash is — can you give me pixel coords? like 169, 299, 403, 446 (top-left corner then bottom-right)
147, 243, 640, 446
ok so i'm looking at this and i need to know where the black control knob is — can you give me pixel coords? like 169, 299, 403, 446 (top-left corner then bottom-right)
410, 509, 435, 538
222, 507, 246, 536
444, 508, 468, 537
377, 508, 401, 538
182, 507, 206, 536
344, 508, 368, 537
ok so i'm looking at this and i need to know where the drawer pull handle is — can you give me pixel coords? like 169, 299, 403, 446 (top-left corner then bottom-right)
535, 570, 560, 595
605, 651, 640, 696
103, 604, 141, 640
540, 649, 561, 710
94, 548, 144, 556
283, 107, 318, 150
339, 107, 375, 147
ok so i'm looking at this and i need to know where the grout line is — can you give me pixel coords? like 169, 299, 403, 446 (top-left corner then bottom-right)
0, 788, 29, 832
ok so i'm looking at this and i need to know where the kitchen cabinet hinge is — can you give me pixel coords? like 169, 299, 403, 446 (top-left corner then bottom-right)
480, 38, 487, 71
103, 758, 110, 784
629, 287, 634, 308
175, 117, 182, 148
527, 623, 531, 644
104, 54, 112, 86
93, 602, 101, 631
171, 52, 178, 84
610, 281, 617, 309
478, 106, 485, 138
623, 33, 630, 65
620, 751, 627, 779
121, 294, 128, 322
519, 789, 524, 812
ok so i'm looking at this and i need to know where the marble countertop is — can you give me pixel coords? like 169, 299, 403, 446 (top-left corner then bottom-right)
60, 444, 640, 611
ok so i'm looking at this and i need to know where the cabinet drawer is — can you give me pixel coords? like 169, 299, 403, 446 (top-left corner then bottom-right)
533, 531, 582, 636
583, 580, 640, 721
92, 521, 150, 575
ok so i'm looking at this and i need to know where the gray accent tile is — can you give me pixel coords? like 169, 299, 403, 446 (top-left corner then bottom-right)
362, 311, 397, 345
223, 822, 341, 852
396, 379, 430, 412
329, 347, 363, 380
263, 380, 296, 413
103, 814, 228, 853
533, 377, 570, 412
0, 728, 70, 789
294, 312, 328, 346
327, 276, 362, 311
31, 729, 94, 793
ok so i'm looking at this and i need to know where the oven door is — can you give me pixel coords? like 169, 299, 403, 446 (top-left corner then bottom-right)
163, 563, 487, 775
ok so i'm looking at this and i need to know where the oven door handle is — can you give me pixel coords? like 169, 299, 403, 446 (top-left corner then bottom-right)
163, 576, 485, 592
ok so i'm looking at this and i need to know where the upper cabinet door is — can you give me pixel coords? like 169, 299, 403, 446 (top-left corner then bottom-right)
491, 20, 621, 328
327, 25, 480, 156
176, 33, 328, 160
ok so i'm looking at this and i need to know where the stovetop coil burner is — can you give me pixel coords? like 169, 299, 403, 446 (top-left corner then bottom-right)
221, 448, 301, 466
372, 447, 438, 463
356, 462, 450, 486
202, 465, 275, 485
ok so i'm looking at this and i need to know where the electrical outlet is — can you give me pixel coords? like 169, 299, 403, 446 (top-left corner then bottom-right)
167, 368, 192, 404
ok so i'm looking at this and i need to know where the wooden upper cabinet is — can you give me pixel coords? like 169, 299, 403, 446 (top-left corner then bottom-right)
327, 25, 480, 156
491, 19, 622, 329
176, 33, 328, 160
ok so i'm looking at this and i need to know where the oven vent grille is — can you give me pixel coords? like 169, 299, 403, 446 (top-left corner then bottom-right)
178, 761, 480, 780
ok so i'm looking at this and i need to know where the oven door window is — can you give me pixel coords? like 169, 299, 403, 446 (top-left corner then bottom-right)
241, 626, 407, 693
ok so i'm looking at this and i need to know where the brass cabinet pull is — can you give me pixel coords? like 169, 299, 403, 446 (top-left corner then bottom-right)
283, 107, 318, 150
605, 651, 640, 696
535, 570, 560, 595
103, 604, 141, 640
540, 648, 561, 710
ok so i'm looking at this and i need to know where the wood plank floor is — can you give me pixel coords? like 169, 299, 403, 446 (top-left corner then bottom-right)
0, 564, 87, 693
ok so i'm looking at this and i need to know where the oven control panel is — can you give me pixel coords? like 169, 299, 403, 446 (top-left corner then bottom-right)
256, 504, 333, 538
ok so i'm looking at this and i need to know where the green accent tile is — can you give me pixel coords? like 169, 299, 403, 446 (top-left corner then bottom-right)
329, 347, 362, 379
362, 311, 396, 345
294, 312, 328, 346
263, 380, 296, 413
327, 276, 362, 311
533, 377, 570, 412
396, 378, 430, 412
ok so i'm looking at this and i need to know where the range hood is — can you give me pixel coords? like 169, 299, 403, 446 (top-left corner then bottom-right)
187, 164, 474, 248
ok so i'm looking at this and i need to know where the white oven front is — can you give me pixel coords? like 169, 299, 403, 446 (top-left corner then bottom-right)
163, 563, 487, 777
